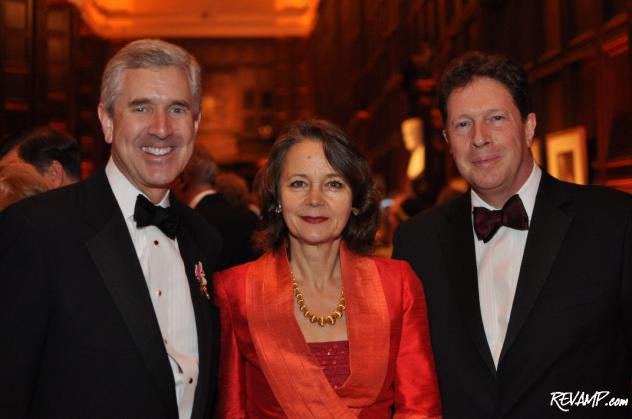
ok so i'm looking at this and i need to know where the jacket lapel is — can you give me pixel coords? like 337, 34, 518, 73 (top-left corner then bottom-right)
440, 193, 496, 375
246, 251, 356, 418
499, 173, 572, 364
174, 207, 220, 419
337, 245, 390, 407
245, 247, 389, 418
83, 172, 178, 417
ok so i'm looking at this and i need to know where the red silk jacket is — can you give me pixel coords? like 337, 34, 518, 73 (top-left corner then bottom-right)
213, 244, 442, 418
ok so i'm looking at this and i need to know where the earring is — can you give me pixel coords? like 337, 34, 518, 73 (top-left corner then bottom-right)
274, 204, 282, 214
351, 208, 359, 216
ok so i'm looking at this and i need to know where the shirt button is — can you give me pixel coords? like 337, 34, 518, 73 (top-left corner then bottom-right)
157, 289, 162, 297
188, 377, 193, 384
154, 240, 159, 246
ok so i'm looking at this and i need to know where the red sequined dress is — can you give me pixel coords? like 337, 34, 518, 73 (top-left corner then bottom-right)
307, 340, 350, 389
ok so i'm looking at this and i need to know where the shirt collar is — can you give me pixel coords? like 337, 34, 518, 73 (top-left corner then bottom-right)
105, 157, 170, 220
471, 163, 542, 220
189, 189, 216, 208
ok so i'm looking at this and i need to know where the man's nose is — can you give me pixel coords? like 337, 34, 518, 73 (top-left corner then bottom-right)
148, 110, 171, 139
471, 122, 490, 148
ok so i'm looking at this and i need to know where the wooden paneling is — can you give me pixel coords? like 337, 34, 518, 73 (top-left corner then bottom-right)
1, 0, 107, 177
176, 37, 312, 165
310, 0, 631, 194
1, 0, 34, 135
542, 0, 562, 57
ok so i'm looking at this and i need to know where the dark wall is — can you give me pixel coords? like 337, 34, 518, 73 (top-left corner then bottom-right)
309, 0, 632, 194
3, 0, 630, 191
1, 3, 314, 178
1, 0, 108, 178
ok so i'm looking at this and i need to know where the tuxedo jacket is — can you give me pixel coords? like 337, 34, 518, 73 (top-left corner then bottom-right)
194, 193, 259, 271
392, 172, 632, 418
0, 171, 222, 419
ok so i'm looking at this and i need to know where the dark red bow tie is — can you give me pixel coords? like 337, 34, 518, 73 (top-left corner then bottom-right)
473, 194, 529, 243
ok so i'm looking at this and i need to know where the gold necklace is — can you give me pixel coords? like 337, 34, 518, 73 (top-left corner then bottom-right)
290, 268, 345, 327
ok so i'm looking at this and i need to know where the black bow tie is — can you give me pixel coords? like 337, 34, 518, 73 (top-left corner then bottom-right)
133, 194, 180, 239
473, 194, 529, 243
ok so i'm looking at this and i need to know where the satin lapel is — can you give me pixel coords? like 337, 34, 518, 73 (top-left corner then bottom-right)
247, 251, 358, 419
176, 216, 219, 419
499, 174, 572, 364
84, 173, 177, 417
336, 245, 390, 407
440, 194, 496, 375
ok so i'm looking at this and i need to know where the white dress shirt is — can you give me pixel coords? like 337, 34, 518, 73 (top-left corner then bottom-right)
471, 163, 541, 367
188, 189, 216, 209
106, 159, 199, 419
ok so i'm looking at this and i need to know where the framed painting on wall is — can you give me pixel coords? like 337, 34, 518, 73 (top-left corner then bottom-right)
546, 126, 588, 185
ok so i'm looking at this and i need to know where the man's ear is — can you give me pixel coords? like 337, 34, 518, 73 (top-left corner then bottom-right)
193, 111, 201, 135
98, 103, 114, 144
41, 160, 65, 189
524, 113, 537, 147
443, 130, 455, 155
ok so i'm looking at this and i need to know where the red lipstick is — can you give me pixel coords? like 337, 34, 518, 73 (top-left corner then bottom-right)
301, 216, 328, 224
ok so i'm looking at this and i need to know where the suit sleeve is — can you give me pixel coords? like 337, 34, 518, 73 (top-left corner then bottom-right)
212, 272, 247, 419
391, 224, 404, 260
393, 263, 443, 419
0, 208, 49, 416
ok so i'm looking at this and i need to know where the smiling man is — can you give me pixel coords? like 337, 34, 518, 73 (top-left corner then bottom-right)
0, 39, 221, 419
392, 51, 632, 418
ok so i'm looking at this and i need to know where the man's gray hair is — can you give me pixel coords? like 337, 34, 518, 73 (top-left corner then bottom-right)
100, 39, 201, 116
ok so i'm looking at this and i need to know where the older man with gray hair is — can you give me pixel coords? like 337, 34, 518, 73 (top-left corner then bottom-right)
0, 39, 221, 419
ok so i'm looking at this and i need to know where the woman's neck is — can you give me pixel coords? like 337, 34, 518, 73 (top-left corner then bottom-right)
288, 238, 342, 291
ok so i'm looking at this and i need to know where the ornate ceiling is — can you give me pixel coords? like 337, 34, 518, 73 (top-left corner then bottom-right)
68, 0, 319, 38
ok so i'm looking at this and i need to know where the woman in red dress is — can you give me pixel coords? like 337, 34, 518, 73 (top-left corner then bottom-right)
213, 119, 442, 418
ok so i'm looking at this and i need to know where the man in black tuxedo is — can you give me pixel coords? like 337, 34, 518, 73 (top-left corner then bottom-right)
175, 146, 259, 270
392, 51, 632, 418
0, 39, 221, 419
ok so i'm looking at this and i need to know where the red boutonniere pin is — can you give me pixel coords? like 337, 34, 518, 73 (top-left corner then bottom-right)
194, 261, 211, 300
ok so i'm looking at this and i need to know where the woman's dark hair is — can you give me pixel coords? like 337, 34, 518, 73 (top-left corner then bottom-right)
254, 119, 380, 254
438, 51, 532, 123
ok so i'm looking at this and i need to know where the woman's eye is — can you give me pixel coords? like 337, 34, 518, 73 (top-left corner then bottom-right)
327, 180, 344, 189
289, 180, 306, 188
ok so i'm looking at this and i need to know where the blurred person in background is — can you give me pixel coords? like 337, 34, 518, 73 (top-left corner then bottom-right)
0, 163, 48, 210
434, 176, 468, 206
395, 173, 440, 222
175, 147, 259, 270
0, 125, 81, 188
215, 171, 261, 217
